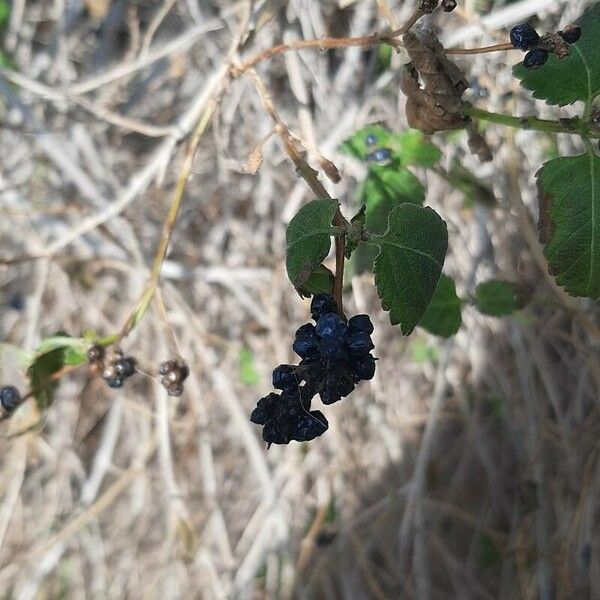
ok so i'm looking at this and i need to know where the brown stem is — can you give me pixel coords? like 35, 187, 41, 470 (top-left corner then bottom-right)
446, 42, 513, 55
236, 9, 424, 74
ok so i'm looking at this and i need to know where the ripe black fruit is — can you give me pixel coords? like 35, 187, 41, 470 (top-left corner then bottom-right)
523, 48, 549, 69
510, 23, 540, 51
0, 385, 21, 412
559, 25, 582, 44
250, 294, 377, 444
441, 0, 457, 12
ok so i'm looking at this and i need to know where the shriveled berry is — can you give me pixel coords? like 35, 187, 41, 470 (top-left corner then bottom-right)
320, 337, 346, 361
87, 344, 105, 363
523, 48, 549, 69
159, 360, 176, 376
316, 313, 347, 340
272, 365, 298, 391
441, 0, 457, 12
353, 355, 376, 381
263, 419, 291, 445
115, 357, 136, 378
0, 385, 21, 412
366, 148, 392, 164
250, 393, 278, 425
293, 323, 320, 359
559, 24, 581, 44
166, 384, 184, 397
310, 294, 337, 320
106, 377, 124, 389
346, 331, 375, 355
348, 314, 374, 335
294, 410, 328, 442
510, 23, 540, 51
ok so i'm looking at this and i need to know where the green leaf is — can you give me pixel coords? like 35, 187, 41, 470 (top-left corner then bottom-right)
371, 204, 448, 335
513, 3, 600, 106
239, 348, 260, 386
340, 126, 440, 166
376, 43, 393, 72
286, 199, 338, 289
0, 0, 9, 29
296, 264, 335, 297
474, 280, 525, 316
393, 130, 441, 167
28, 348, 67, 410
537, 152, 600, 297
352, 166, 426, 274
418, 274, 462, 337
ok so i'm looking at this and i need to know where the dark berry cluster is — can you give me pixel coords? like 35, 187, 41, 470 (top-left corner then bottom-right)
250, 294, 377, 446
510, 22, 582, 70
88, 345, 137, 389
159, 360, 189, 396
364, 134, 393, 165
0, 385, 21, 413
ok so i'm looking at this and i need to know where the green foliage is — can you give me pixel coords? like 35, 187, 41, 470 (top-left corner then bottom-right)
474, 280, 524, 316
411, 339, 439, 364
370, 205, 448, 335
376, 43, 393, 72
286, 199, 338, 290
513, 3, 600, 106
340, 126, 441, 167
239, 348, 260, 386
537, 152, 600, 298
27, 336, 87, 410
418, 274, 462, 337
0, 0, 9, 28
296, 264, 335, 297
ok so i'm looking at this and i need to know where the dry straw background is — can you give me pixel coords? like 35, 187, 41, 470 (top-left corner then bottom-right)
1, 0, 599, 598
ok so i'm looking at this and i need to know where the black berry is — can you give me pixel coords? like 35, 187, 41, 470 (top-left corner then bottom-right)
310, 294, 337, 321
316, 313, 347, 340
348, 314, 374, 335
523, 48, 549, 69
365, 133, 377, 146
559, 24, 581, 44
441, 0, 457, 12
272, 365, 298, 391
366, 148, 392, 164
510, 23, 540, 51
115, 357, 136, 378
159, 359, 190, 396
0, 385, 21, 412
250, 294, 377, 444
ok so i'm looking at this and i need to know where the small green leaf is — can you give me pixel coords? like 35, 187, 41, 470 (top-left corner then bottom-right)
64, 346, 88, 366
339, 125, 390, 159
377, 43, 393, 72
340, 126, 440, 166
393, 130, 441, 167
28, 348, 67, 410
0, 0, 9, 29
239, 348, 260, 386
537, 152, 600, 298
286, 199, 338, 289
418, 274, 462, 337
474, 280, 524, 316
296, 264, 335, 297
352, 166, 426, 274
371, 204, 448, 335
345, 206, 367, 258
513, 3, 600, 106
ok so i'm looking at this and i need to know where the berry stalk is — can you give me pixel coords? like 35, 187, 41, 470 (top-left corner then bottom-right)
465, 105, 600, 139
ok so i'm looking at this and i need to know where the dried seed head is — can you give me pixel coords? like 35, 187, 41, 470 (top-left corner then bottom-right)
87, 344, 105, 364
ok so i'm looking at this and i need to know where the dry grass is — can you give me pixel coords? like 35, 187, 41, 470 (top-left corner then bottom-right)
0, 0, 599, 598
